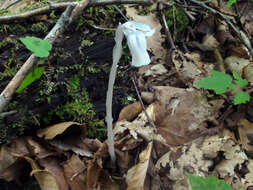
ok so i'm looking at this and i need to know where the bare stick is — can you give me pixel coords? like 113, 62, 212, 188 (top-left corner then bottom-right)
131, 78, 156, 130
0, 0, 152, 23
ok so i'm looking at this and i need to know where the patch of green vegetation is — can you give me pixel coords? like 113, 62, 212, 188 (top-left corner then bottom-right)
87, 65, 101, 73
49, 12, 57, 19
164, 7, 189, 41
81, 39, 94, 47
139, 5, 153, 15
20, 0, 49, 11
46, 74, 106, 139
0, 9, 10, 16
31, 23, 48, 34
121, 94, 135, 105
76, 16, 85, 31
0, 24, 27, 34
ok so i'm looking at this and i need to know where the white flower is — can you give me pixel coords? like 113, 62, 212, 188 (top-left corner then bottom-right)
113, 21, 155, 67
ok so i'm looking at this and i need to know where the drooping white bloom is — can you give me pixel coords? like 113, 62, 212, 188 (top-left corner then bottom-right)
113, 21, 155, 67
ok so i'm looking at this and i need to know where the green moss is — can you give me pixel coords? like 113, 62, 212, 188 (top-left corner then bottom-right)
139, 5, 153, 15
81, 39, 94, 47
164, 7, 189, 41
0, 24, 27, 34
45, 74, 106, 139
31, 23, 48, 33
87, 65, 101, 73
20, 0, 49, 12
121, 94, 135, 105
0, 9, 10, 16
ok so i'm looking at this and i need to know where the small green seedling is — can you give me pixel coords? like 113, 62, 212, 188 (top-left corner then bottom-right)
194, 70, 250, 105
227, 0, 236, 6
20, 36, 51, 58
17, 36, 51, 92
186, 173, 241, 190
16, 66, 44, 93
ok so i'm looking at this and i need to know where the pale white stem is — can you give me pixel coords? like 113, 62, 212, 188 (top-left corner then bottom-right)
106, 24, 123, 164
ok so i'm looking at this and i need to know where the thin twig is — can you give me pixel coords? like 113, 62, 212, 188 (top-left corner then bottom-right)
0, 0, 152, 23
159, 5, 175, 50
131, 78, 157, 131
3, 0, 22, 10
0, 110, 17, 119
113, 5, 129, 21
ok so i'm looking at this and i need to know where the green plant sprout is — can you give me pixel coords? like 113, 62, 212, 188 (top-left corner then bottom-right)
16, 36, 52, 92
194, 70, 250, 105
186, 173, 242, 190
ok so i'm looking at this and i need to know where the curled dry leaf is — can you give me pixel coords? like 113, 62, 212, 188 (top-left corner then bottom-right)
24, 156, 65, 190
126, 141, 153, 190
37, 122, 85, 140
118, 101, 143, 121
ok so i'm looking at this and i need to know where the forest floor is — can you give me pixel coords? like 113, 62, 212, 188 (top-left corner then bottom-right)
0, 0, 253, 189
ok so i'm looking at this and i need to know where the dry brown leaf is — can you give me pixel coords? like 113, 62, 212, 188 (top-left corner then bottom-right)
49, 140, 93, 158
225, 56, 251, 76
243, 62, 253, 84
37, 122, 85, 140
155, 130, 242, 190
153, 86, 221, 145
26, 137, 55, 158
143, 64, 168, 77
237, 1, 253, 36
0, 138, 30, 181
188, 34, 219, 51
63, 155, 86, 190
118, 102, 143, 121
238, 119, 253, 157
172, 50, 214, 85
86, 158, 102, 189
124, 6, 166, 64
24, 156, 63, 190
126, 141, 153, 190
38, 157, 69, 190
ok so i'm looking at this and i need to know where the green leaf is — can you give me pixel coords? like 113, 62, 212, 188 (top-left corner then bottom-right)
194, 70, 234, 94
227, 0, 236, 6
186, 173, 234, 190
20, 36, 52, 58
232, 71, 248, 87
16, 66, 44, 93
234, 91, 250, 105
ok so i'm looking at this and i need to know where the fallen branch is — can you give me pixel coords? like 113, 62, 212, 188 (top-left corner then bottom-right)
0, 0, 152, 23
189, 0, 253, 57
0, 0, 90, 113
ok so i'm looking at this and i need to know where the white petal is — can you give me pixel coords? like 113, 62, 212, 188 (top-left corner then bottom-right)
126, 31, 150, 67
122, 21, 155, 36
